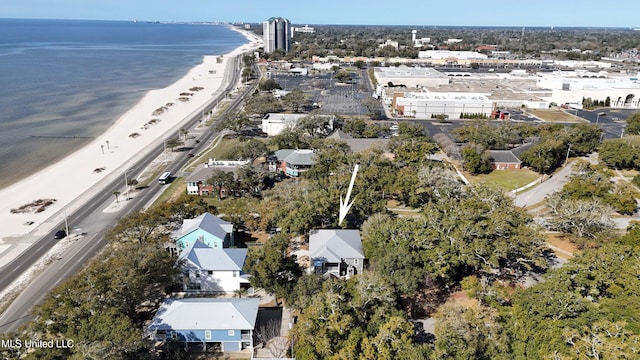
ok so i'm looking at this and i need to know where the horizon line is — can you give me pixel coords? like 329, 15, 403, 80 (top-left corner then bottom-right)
1, 17, 638, 30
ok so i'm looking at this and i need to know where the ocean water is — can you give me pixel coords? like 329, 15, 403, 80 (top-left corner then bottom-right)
0, 18, 246, 189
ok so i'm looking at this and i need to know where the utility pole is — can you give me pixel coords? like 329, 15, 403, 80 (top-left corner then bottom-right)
64, 208, 70, 237
520, 27, 525, 56
163, 140, 167, 164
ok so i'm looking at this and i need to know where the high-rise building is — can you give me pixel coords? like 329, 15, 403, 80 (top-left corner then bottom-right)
263, 17, 291, 54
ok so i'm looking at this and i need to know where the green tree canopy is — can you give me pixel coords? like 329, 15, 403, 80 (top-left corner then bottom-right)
625, 111, 640, 135
244, 92, 284, 116
258, 78, 282, 92
598, 137, 640, 169
461, 143, 492, 175
282, 88, 308, 113
244, 233, 303, 301
214, 111, 252, 133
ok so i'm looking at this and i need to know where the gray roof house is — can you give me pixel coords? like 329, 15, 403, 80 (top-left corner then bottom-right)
174, 212, 234, 249
272, 149, 317, 177
186, 160, 248, 196
178, 239, 250, 293
309, 229, 365, 279
489, 150, 522, 169
490, 143, 534, 170
147, 298, 260, 353
327, 130, 390, 153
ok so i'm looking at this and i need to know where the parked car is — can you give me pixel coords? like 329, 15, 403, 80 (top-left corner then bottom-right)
54, 230, 67, 239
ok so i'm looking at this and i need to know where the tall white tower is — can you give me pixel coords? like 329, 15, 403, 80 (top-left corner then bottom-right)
263, 17, 291, 54
411, 30, 417, 44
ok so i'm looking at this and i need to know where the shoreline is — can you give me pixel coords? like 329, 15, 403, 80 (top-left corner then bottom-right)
0, 26, 263, 248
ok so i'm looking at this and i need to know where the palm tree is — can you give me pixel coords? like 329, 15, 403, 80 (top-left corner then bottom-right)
165, 137, 183, 152
233, 288, 248, 298
180, 128, 189, 141
127, 179, 139, 193
113, 191, 121, 203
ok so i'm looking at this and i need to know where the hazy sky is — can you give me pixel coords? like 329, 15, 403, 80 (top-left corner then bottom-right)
2, 0, 638, 28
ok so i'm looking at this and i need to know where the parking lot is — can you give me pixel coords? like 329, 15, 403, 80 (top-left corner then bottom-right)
269, 68, 377, 116
573, 108, 635, 140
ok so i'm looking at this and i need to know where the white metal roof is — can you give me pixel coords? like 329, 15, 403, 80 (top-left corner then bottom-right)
178, 239, 247, 271
309, 229, 364, 262
178, 213, 233, 241
148, 298, 260, 331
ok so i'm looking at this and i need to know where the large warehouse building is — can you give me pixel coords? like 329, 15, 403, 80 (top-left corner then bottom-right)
373, 66, 450, 88
392, 92, 494, 119
537, 71, 640, 108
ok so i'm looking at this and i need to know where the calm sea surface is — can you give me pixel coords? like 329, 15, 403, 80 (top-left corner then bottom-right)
0, 18, 246, 189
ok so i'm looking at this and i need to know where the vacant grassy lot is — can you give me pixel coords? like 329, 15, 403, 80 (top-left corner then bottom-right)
150, 177, 186, 208
528, 108, 583, 122
184, 137, 242, 171
546, 232, 579, 259
466, 168, 540, 192
386, 199, 421, 216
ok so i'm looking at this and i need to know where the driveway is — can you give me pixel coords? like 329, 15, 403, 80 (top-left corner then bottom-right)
515, 162, 576, 208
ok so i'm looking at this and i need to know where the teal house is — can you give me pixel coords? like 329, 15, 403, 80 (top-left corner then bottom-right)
174, 213, 234, 249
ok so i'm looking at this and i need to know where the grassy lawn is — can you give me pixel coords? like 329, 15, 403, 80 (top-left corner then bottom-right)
465, 168, 540, 192
184, 137, 242, 171
386, 199, 421, 217
618, 169, 639, 181
150, 177, 186, 208
527, 108, 583, 123
546, 232, 579, 259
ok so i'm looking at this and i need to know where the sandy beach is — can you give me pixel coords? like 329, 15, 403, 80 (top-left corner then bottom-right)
0, 27, 263, 261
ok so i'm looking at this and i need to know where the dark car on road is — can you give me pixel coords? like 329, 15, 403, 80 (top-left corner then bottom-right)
54, 230, 67, 239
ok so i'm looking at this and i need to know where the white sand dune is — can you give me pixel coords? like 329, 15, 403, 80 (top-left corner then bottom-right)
0, 27, 263, 255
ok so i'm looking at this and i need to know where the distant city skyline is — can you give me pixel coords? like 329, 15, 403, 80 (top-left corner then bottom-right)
2, 0, 639, 28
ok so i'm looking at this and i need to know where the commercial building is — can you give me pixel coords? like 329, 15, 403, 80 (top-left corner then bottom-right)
293, 25, 315, 34
261, 113, 307, 136
261, 113, 334, 136
418, 50, 488, 61
373, 66, 450, 88
536, 71, 640, 108
393, 92, 494, 119
262, 17, 291, 54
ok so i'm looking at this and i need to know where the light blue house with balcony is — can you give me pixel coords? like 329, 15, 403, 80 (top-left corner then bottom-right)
271, 149, 317, 177
173, 213, 234, 249
147, 298, 260, 352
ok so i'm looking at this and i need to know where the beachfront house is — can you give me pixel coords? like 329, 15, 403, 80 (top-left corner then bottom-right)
179, 239, 250, 293
186, 159, 249, 196
173, 213, 233, 249
147, 298, 259, 353
309, 229, 365, 279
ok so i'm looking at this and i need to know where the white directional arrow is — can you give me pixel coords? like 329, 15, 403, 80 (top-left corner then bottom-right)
339, 164, 359, 225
